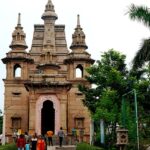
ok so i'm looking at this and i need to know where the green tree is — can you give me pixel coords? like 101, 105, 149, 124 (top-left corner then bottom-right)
79, 49, 129, 115
128, 4, 150, 69
79, 49, 150, 147
79, 49, 132, 145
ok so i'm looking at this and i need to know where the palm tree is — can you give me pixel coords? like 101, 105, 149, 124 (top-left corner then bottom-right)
128, 4, 150, 69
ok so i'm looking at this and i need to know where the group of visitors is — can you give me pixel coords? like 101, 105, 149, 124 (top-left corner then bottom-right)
16, 127, 65, 150
17, 133, 37, 150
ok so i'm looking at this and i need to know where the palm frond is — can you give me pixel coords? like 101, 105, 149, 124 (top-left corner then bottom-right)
132, 38, 150, 69
128, 4, 150, 27
130, 69, 147, 79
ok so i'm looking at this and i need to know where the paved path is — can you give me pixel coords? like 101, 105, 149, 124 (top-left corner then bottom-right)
47, 146, 55, 150
146, 146, 150, 150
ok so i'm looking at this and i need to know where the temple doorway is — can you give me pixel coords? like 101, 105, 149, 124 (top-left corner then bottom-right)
41, 100, 55, 135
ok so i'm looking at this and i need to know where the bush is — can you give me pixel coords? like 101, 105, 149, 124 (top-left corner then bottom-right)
76, 142, 103, 150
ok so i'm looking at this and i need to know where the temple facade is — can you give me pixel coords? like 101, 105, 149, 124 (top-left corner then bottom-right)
2, 0, 94, 143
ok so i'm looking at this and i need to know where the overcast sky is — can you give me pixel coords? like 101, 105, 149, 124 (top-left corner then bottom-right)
0, 0, 150, 112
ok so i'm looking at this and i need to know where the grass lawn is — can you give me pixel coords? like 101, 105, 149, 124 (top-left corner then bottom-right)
0, 144, 17, 150
76, 142, 103, 150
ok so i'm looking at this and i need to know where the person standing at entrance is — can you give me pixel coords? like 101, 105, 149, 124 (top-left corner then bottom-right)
57, 127, 65, 147
47, 130, 53, 146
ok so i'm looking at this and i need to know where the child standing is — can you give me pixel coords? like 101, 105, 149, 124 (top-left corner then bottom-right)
25, 140, 30, 150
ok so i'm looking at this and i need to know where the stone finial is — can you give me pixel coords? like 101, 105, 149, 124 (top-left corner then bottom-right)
77, 14, 80, 27
17, 13, 21, 27
46, 0, 54, 11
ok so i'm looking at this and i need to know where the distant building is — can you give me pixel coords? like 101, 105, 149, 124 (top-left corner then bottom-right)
2, 0, 94, 143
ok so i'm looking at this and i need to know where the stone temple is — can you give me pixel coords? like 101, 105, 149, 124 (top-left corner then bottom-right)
2, 0, 94, 143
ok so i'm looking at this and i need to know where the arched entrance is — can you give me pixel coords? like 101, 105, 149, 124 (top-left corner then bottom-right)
36, 95, 60, 135
41, 100, 55, 135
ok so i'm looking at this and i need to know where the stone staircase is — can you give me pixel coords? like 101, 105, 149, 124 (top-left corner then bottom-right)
49, 135, 78, 145
46, 135, 77, 150
47, 145, 76, 150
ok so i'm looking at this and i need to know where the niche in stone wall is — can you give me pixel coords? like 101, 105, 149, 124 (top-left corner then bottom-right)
74, 114, 84, 129
11, 114, 21, 130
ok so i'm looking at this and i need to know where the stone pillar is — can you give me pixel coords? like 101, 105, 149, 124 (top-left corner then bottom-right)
29, 95, 36, 134
60, 100, 67, 133
90, 120, 94, 145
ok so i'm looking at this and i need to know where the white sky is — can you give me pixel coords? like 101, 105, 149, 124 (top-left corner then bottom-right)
0, 0, 150, 111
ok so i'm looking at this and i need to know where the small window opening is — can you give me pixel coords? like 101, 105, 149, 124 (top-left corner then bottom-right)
76, 64, 83, 78
14, 64, 21, 78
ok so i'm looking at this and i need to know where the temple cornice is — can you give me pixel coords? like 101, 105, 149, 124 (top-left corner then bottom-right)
2, 57, 34, 64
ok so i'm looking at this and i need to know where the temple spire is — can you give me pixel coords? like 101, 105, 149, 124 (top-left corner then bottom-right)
9, 13, 28, 49
42, 0, 58, 20
70, 15, 88, 50
42, 0, 57, 51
